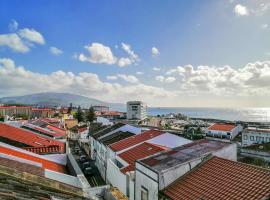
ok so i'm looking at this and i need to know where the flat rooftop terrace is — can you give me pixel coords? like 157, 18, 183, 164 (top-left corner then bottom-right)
139, 139, 230, 172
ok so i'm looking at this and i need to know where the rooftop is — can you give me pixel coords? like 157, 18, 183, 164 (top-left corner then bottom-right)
92, 122, 126, 139
162, 156, 270, 200
0, 143, 66, 173
246, 127, 270, 133
0, 123, 65, 153
208, 123, 237, 131
139, 139, 230, 172
22, 123, 65, 138
118, 142, 168, 173
109, 130, 164, 152
99, 131, 135, 146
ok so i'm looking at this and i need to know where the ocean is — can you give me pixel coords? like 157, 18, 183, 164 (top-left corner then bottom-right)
148, 107, 270, 123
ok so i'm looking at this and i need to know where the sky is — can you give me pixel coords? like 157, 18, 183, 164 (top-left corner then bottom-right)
0, 0, 270, 107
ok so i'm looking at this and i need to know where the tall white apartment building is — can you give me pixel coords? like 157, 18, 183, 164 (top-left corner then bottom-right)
127, 101, 147, 120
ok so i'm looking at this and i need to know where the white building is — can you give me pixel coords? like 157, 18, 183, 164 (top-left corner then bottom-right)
135, 139, 237, 200
242, 127, 270, 147
207, 123, 242, 140
127, 101, 147, 120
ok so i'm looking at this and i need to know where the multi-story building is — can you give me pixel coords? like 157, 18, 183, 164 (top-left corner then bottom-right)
92, 105, 109, 113
0, 106, 32, 118
242, 127, 270, 146
32, 108, 53, 118
127, 101, 147, 120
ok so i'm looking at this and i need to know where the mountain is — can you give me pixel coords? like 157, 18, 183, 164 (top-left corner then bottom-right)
0, 92, 125, 111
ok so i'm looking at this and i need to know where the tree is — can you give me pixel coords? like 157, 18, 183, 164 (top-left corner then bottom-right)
75, 106, 84, 122
86, 106, 96, 123
67, 103, 73, 114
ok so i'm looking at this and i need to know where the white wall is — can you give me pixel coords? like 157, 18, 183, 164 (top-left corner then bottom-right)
107, 159, 128, 195
135, 163, 159, 200
213, 143, 237, 161
242, 130, 270, 146
45, 169, 83, 188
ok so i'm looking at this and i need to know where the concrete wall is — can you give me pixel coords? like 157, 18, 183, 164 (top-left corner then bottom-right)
207, 125, 242, 140
107, 159, 127, 195
240, 149, 270, 162
45, 169, 82, 188
159, 158, 202, 190
213, 143, 237, 161
135, 162, 159, 200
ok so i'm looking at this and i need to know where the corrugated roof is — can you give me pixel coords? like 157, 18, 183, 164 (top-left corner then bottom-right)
22, 124, 65, 138
0, 123, 65, 153
162, 156, 270, 200
139, 139, 230, 172
109, 130, 164, 152
208, 123, 237, 131
92, 122, 126, 139
118, 142, 168, 173
99, 131, 135, 146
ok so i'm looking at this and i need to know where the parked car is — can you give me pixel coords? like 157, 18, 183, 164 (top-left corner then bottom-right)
79, 155, 87, 163
84, 167, 93, 176
74, 146, 80, 153
82, 161, 91, 169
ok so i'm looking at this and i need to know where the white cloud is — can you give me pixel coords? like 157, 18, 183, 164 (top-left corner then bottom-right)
50, 46, 63, 56
0, 58, 172, 105
117, 74, 139, 83
0, 25, 45, 53
261, 23, 268, 29
151, 47, 160, 56
78, 42, 139, 67
18, 28, 45, 45
152, 67, 161, 71
136, 71, 144, 75
155, 76, 176, 83
106, 75, 118, 80
0, 33, 29, 53
79, 43, 117, 65
9, 20, 19, 32
234, 4, 249, 16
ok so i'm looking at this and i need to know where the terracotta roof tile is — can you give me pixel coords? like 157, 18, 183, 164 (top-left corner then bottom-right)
162, 156, 270, 200
119, 142, 168, 173
208, 123, 237, 132
0, 145, 66, 173
0, 123, 65, 153
109, 130, 164, 152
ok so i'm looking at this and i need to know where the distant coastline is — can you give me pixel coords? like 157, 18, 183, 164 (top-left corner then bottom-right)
148, 107, 270, 123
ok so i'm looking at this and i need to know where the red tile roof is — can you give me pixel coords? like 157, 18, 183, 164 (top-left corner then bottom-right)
47, 124, 66, 134
23, 145, 63, 154
208, 123, 237, 132
109, 130, 164, 152
118, 142, 168, 173
162, 156, 270, 200
0, 145, 66, 173
0, 123, 65, 153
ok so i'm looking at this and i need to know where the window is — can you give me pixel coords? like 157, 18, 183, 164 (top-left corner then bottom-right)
250, 136, 254, 141
141, 186, 148, 200
244, 135, 247, 140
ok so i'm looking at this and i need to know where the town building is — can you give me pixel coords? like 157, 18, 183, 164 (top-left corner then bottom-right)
0, 123, 65, 154
135, 139, 237, 200
0, 106, 32, 118
242, 127, 270, 146
32, 108, 54, 118
106, 130, 192, 199
93, 105, 109, 112
127, 101, 147, 120
89, 122, 142, 180
206, 123, 242, 140
100, 111, 126, 121
160, 156, 270, 200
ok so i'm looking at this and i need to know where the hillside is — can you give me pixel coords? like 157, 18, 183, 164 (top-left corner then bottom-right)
0, 92, 125, 111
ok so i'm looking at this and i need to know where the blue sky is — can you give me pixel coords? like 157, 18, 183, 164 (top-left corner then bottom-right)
0, 0, 270, 107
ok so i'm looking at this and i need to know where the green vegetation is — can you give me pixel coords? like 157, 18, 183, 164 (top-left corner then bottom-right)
0, 115, 4, 122
238, 156, 270, 169
86, 106, 96, 123
74, 106, 84, 122
67, 103, 72, 114
183, 125, 205, 140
